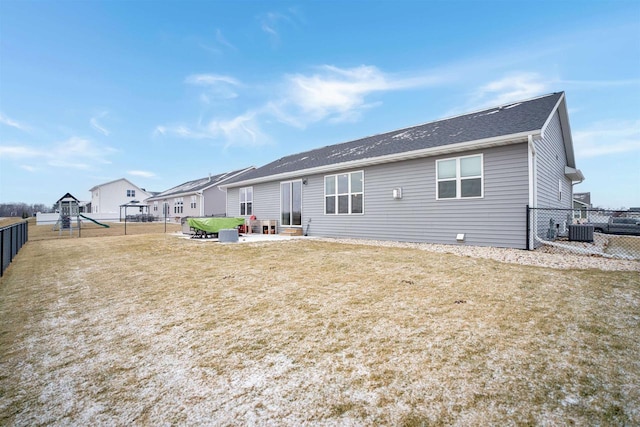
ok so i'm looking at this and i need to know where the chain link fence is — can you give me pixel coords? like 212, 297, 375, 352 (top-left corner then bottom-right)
528, 207, 640, 260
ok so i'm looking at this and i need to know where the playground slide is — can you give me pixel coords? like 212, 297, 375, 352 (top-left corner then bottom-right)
79, 214, 110, 228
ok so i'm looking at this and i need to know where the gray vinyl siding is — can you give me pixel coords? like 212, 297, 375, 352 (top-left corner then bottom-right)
535, 112, 572, 208
227, 182, 281, 226
307, 143, 529, 248
532, 111, 574, 246
229, 143, 530, 249
203, 186, 227, 216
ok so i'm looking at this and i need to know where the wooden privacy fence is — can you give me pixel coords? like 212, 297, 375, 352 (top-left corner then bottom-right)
1, 221, 28, 277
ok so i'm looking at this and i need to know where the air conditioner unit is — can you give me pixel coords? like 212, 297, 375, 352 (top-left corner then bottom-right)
568, 225, 594, 243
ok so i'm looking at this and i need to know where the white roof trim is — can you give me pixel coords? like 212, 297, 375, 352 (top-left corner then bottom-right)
540, 93, 577, 169
540, 92, 565, 139
222, 131, 537, 188
89, 177, 150, 194
565, 166, 585, 182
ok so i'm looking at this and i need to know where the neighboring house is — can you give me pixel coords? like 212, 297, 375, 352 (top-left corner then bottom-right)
222, 92, 584, 249
145, 167, 254, 220
89, 178, 153, 214
573, 192, 591, 220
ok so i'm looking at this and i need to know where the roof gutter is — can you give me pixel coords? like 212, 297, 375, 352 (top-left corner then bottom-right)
565, 166, 585, 184
221, 131, 538, 188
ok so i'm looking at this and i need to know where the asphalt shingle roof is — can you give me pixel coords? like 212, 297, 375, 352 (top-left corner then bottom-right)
225, 92, 563, 184
149, 167, 253, 199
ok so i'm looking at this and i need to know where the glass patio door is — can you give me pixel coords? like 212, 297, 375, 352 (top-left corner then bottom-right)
281, 181, 302, 226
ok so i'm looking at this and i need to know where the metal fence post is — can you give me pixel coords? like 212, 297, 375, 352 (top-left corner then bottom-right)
526, 205, 530, 251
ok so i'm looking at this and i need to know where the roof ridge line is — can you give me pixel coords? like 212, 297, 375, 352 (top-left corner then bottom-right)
275, 92, 562, 159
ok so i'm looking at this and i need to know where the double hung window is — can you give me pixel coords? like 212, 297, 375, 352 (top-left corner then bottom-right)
240, 187, 253, 216
436, 154, 483, 199
325, 171, 364, 214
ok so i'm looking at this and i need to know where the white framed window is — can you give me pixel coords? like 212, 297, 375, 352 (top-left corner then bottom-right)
127, 189, 136, 197
239, 187, 253, 216
324, 171, 364, 215
558, 179, 562, 202
190, 195, 197, 209
436, 154, 483, 200
153, 201, 158, 212
173, 197, 183, 214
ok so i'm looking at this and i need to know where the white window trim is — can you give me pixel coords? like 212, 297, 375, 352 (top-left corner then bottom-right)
280, 180, 303, 227
174, 197, 184, 214
436, 154, 484, 200
239, 187, 253, 216
324, 170, 365, 215
558, 178, 562, 202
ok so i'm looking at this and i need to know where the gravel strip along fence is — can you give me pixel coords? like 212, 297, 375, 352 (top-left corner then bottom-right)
317, 238, 640, 271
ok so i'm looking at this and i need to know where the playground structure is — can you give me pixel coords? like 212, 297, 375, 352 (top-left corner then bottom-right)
79, 214, 110, 228
53, 193, 80, 235
52, 193, 110, 234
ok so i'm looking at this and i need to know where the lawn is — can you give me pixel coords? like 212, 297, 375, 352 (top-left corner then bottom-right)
1, 230, 639, 425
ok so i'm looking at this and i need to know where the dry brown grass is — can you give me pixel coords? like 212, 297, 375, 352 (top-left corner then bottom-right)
1, 233, 639, 425
0, 217, 26, 228
27, 219, 181, 241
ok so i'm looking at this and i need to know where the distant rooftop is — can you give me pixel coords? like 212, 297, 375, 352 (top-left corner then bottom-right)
147, 167, 254, 199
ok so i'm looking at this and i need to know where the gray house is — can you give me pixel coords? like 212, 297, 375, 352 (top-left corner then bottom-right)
145, 167, 254, 220
222, 92, 584, 249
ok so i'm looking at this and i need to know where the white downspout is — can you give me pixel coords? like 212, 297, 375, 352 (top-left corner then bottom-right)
528, 135, 537, 250
528, 135, 537, 208
218, 186, 227, 217
197, 191, 204, 217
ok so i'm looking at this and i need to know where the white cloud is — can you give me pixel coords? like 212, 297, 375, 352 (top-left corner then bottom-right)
156, 64, 443, 144
185, 74, 241, 87
274, 65, 442, 126
128, 170, 156, 178
185, 74, 241, 101
471, 72, 550, 108
259, 10, 301, 46
90, 111, 110, 136
206, 111, 268, 147
0, 145, 46, 158
215, 29, 236, 51
0, 113, 29, 131
154, 111, 269, 148
154, 124, 201, 138
198, 29, 238, 55
20, 165, 37, 172
0, 137, 117, 170
574, 120, 640, 158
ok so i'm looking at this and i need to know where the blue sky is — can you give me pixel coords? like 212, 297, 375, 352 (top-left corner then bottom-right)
1, 0, 639, 209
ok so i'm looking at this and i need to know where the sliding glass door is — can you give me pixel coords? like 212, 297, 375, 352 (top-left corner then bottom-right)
281, 180, 302, 226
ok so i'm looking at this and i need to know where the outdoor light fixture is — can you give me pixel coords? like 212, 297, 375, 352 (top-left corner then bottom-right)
392, 187, 403, 199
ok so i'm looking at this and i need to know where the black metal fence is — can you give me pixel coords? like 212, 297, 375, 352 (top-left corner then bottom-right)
1, 220, 28, 277
527, 207, 640, 260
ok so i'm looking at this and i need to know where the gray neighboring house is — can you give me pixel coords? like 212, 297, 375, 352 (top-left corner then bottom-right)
145, 167, 254, 220
222, 92, 584, 249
